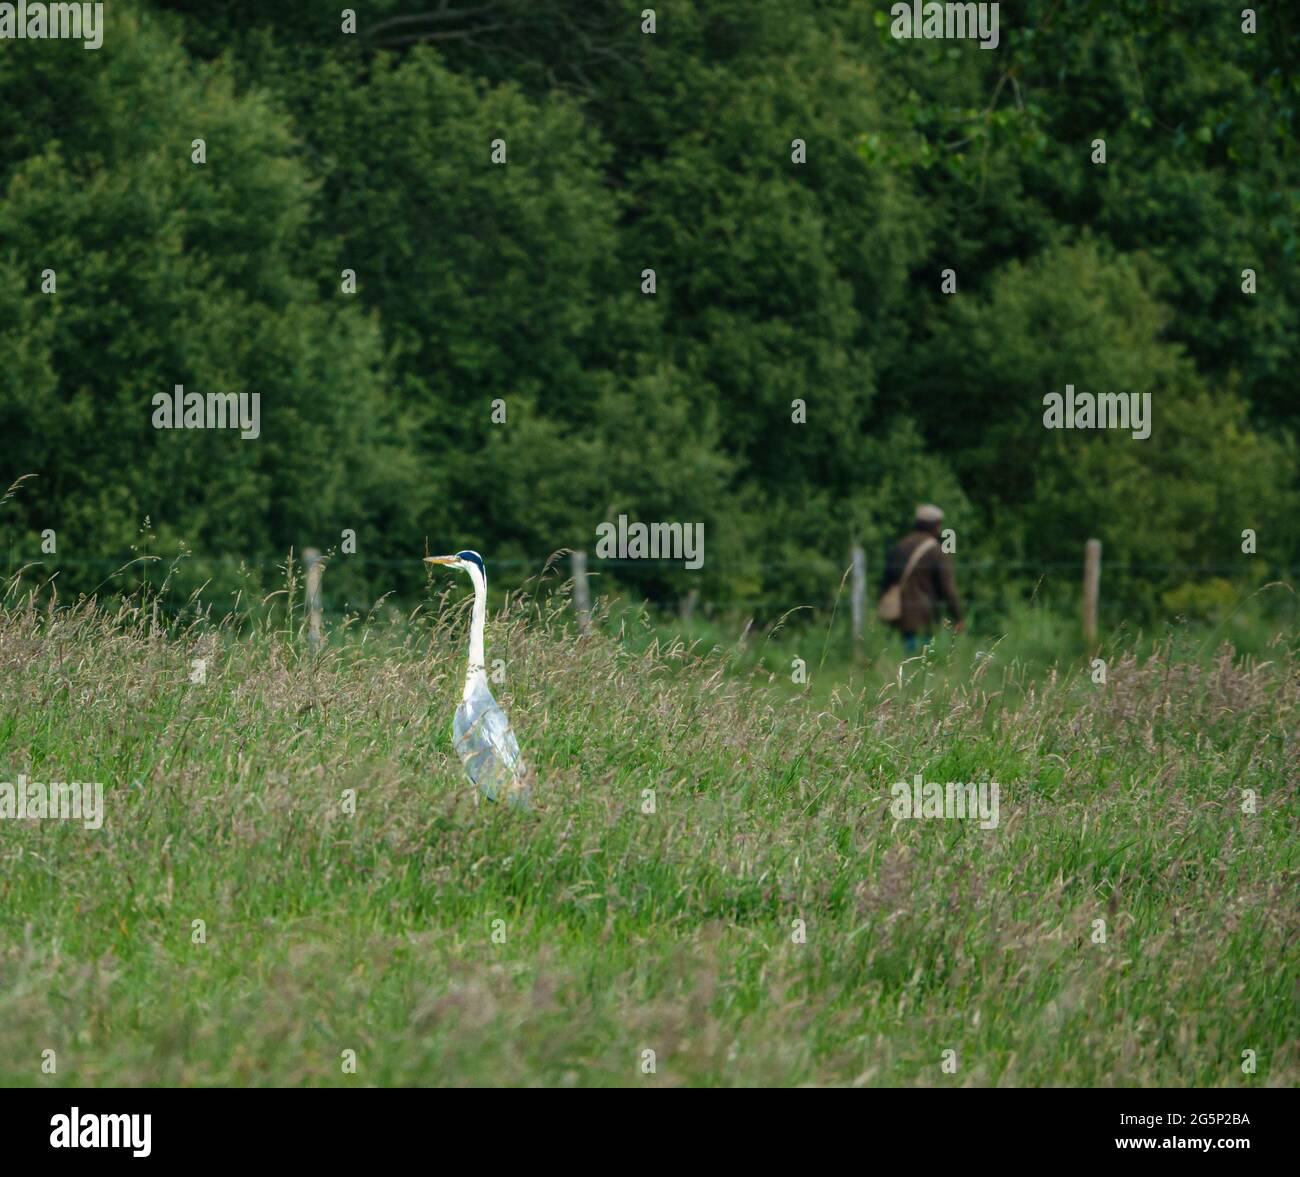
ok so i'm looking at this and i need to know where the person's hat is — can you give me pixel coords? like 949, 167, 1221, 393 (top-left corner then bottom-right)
915, 504, 944, 524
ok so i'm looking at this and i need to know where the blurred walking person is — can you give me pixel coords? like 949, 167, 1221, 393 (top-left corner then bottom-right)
877, 504, 964, 654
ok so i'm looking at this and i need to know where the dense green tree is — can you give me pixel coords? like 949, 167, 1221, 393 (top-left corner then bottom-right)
0, 0, 1295, 623
0, 6, 403, 604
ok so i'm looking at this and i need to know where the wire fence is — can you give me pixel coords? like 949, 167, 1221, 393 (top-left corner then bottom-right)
1, 554, 1291, 574
6, 543, 1294, 674
4, 545, 1292, 622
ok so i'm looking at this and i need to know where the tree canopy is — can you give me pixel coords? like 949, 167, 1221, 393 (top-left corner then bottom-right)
2, 1, 1296, 617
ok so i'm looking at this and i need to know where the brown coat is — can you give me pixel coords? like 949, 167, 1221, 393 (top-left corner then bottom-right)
879, 529, 963, 632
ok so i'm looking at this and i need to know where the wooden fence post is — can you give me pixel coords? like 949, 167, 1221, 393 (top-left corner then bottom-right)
304, 548, 324, 652
1083, 538, 1101, 654
679, 588, 699, 622
572, 549, 592, 633
850, 543, 866, 651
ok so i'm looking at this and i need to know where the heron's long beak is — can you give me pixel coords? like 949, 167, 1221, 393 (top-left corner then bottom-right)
424, 555, 457, 566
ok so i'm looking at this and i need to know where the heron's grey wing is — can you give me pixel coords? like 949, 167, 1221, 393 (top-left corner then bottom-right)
482, 704, 523, 766
453, 681, 529, 804
456, 680, 523, 769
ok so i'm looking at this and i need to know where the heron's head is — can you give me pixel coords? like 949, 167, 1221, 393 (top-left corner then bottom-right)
424, 550, 486, 581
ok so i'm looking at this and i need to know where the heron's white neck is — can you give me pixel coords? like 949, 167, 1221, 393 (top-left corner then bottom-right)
463, 562, 487, 701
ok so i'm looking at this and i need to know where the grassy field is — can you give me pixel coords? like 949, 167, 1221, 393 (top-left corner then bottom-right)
1, 585, 1296, 1086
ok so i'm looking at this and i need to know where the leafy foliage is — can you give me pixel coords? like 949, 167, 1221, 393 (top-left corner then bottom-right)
1, 0, 1296, 619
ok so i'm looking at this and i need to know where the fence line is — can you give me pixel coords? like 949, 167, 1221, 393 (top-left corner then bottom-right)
5, 540, 1292, 655
1, 555, 1290, 575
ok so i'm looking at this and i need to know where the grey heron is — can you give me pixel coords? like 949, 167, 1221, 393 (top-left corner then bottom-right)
424, 550, 532, 808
